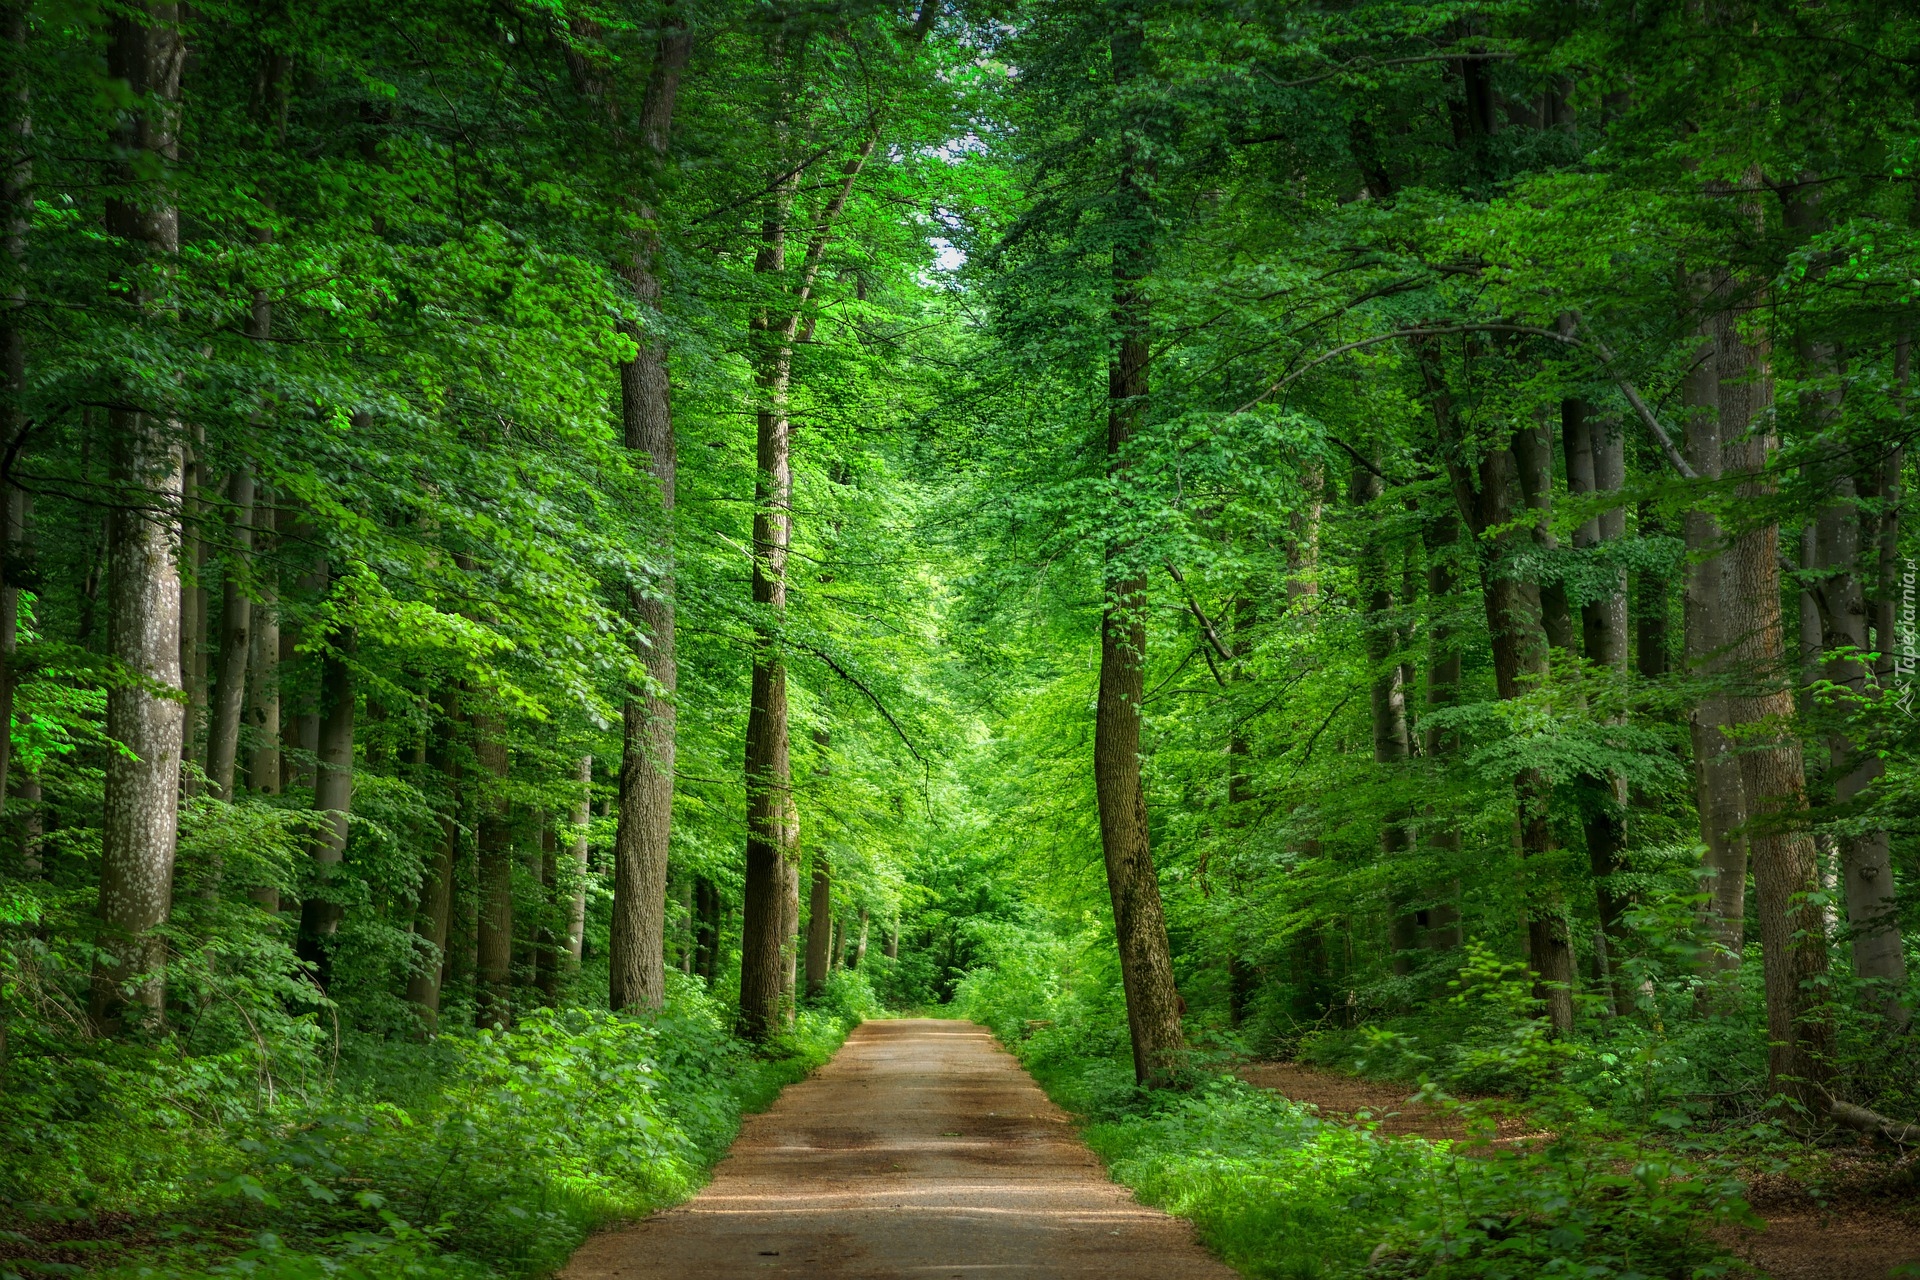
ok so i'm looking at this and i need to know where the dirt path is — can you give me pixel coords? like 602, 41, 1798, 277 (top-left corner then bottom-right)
1240, 1061, 1920, 1280
562, 1019, 1236, 1279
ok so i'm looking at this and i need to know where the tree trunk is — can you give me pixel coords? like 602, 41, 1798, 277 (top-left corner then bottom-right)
179, 432, 206, 793
246, 500, 281, 809
1678, 327, 1750, 979
853, 908, 868, 969
1419, 501, 1465, 950
0, 0, 27, 817
1716, 305, 1834, 1106
804, 848, 832, 997
296, 630, 354, 984
1096, 14, 1186, 1086
1565, 403, 1633, 1015
1437, 382, 1572, 1033
1512, 411, 1577, 657
607, 25, 690, 1016
534, 823, 560, 1003
91, 1, 185, 1036
693, 875, 720, 981
566, 755, 592, 966
1811, 463, 1909, 1031
1354, 462, 1417, 973
474, 710, 513, 1029
406, 695, 459, 1034
737, 129, 803, 1043
205, 466, 255, 801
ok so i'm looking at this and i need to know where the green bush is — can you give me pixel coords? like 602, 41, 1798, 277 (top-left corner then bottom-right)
5, 973, 864, 1279
958, 929, 1758, 1279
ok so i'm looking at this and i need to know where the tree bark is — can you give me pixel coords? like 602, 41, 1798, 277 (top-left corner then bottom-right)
566, 755, 591, 967
205, 466, 255, 801
296, 629, 354, 984
0, 0, 27, 817
1434, 373, 1572, 1033
91, 2, 185, 1036
534, 822, 560, 1003
1565, 402, 1633, 1015
1716, 305, 1834, 1105
804, 848, 832, 997
1354, 463, 1417, 973
737, 88, 804, 1042
405, 695, 459, 1034
608, 22, 691, 1016
474, 710, 513, 1029
1420, 501, 1464, 951
1095, 10, 1186, 1086
853, 907, 868, 969
246, 499, 280, 808
1513, 412, 1577, 657
1679, 327, 1750, 979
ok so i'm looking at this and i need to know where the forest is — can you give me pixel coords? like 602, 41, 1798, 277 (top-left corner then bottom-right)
0, 0, 1917, 1277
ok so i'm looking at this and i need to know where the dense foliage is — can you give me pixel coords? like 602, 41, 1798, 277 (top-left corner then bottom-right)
2, 0, 1918, 1275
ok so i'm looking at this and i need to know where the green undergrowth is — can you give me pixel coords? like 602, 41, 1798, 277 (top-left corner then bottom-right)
956, 933, 1759, 1280
2, 971, 879, 1280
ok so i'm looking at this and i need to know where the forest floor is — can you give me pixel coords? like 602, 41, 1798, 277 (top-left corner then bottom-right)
560, 1018, 1234, 1278
1234, 1061, 1920, 1280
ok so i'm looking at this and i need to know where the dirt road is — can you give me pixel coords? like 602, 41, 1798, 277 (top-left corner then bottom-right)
561, 1019, 1236, 1279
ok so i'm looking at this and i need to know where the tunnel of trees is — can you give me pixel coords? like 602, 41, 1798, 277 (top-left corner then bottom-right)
1, 0, 1916, 1275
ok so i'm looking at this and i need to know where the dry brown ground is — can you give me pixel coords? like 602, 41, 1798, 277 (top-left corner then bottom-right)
1238, 1060, 1920, 1280
561, 1019, 1236, 1279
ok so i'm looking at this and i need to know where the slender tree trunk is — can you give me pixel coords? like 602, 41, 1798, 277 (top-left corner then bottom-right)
406, 695, 459, 1034
474, 710, 513, 1029
534, 823, 559, 1003
853, 908, 868, 969
296, 629, 354, 983
804, 848, 832, 997
1354, 463, 1417, 973
693, 875, 719, 982
246, 500, 281, 805
608, 24, 691, 1016
566, 755, 591, 966
1436, 378, 1572, 1033
1566, 403, 1633, 1015
1096, 11, 1186, 1086
91, 2, 185, 1036
737, 116, 803, 1042
178, 431, 206, 793
205, 466, 255, 801
1678, 326, 1750, 978
1420, 501, 1465, 951
1716, 304, 1834, 1105
0, 0, 27, 817
1513, 412, 1577, 656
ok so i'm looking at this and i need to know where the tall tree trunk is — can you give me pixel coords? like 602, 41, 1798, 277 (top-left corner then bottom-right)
474, 709, 513, 1029
534, 823, 559, 1003
179, 431, 205, 793
1680, 324, 1750, 979
247, 498, 280, 800
296, 629, 354, 984
804, 848, 832, 997
1716, 304, 1834, 1106
91, 2, 185, 1036
405, 695, 459, 1035
608, 23, 691, 1016
1435, 373, 1572, 1033
1635, 503, 1671, 678
565, 755, 591, 967
737, 105, 803, 1043
1814, 495, 1910, 1030
1354, 463, 1417, 974
1420, 501, 1465, 952
1566, 403, 1633, 1015
693, 875, 720, 982
0, 0, 27, 817
853, 908, 868, 969
1513, 412, 1578, 657
205, 466, 255, 801
1096, 8, 1186, 1086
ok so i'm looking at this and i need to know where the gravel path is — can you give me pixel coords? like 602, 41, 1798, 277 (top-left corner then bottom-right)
561, 1019, 1236, 1279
